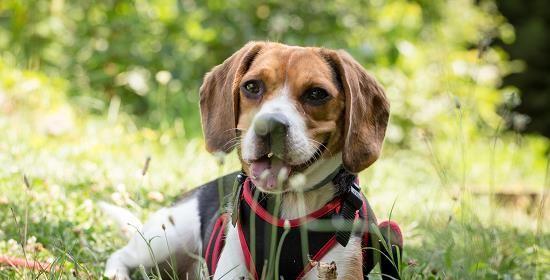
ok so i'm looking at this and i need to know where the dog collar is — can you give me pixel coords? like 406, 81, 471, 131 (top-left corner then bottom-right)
304, 165, 344, 192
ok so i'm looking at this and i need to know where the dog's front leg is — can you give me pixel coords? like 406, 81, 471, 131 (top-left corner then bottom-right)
213, 224, 250, 280
104, 198, 201, 279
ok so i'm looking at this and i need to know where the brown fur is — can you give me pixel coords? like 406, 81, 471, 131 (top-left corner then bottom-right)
199, 42, 265, 153
320, 50, 390, 173
199, 41, 389, 173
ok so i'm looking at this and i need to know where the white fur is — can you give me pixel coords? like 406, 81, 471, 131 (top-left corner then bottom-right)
303, 237, 362, 279
212, 224, 249, 279
241, 84, 318, 167
99, 202, 143, 238
104, 198, 201, 279
104, 81, 359, 279
281, 153, 342, 218
291, 152, 343, 191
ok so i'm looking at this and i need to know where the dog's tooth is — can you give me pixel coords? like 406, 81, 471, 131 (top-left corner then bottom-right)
268, 152, 273, 158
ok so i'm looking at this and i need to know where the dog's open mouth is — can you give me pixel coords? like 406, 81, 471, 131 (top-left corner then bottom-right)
250, 153, 292, 190
249, 137, 329, 190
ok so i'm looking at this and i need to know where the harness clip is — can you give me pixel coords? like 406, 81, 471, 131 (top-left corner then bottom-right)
345, 183, 363, 210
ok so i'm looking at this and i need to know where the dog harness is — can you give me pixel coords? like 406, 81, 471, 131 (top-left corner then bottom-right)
203, 169, 384, 279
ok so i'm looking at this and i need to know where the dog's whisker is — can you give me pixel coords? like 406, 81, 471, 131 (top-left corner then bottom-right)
222, 136, 244, 150
306, 139, 330, 164
308, 138, 330, 153
224, 138, 243, 146
224, 142, 242, 151
221, 127, 246, 133
228, 143, 242, 151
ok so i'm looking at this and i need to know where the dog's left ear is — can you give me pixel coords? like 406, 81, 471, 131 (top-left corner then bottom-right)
200, 42, 265, 154
321, 49, 390, 173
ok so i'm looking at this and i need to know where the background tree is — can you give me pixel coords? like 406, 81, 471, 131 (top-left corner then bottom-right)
496, 0, 550, 138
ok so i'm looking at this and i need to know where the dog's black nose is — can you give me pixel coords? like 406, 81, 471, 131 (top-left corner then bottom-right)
253, 113, 289, 137
254, 113, 289, 157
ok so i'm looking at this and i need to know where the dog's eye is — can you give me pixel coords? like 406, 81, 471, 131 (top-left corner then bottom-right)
241, 80, 264, 98
302, 88, 331, 105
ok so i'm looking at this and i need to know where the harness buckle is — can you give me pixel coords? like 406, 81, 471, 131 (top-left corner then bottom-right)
334, 182, 364, 247
345, 183, 364, 210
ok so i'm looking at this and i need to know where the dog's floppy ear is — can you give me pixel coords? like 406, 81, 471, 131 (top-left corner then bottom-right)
322, 49, 390, 173
200, 42, 264, 153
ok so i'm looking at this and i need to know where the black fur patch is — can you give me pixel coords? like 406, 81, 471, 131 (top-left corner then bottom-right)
196, 172, 240, 242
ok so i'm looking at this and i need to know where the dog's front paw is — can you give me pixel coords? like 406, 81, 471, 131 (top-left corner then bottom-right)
104, 256, 131, 280
104, 267, 130, 280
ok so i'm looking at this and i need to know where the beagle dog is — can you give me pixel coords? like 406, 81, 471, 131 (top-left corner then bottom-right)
104, 42, 401, 280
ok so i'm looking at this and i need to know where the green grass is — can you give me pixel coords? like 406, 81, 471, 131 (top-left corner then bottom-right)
0, 65, 548, 279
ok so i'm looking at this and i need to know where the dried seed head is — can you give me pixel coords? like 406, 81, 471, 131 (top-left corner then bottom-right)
407, 258, 418, 267
142, 156, 151, 176
213, 151, 227, 166
277, 167, 289, 183
289, 173, 306, 190
317, 260, 338, 279
147, 191, 164, 202
283, 219, 290, 230
454, 96, 461, 110
23, 174, 31, 190
168, 215, 175, 226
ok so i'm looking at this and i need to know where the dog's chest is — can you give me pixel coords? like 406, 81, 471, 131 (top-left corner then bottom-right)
213, 225, 361, 280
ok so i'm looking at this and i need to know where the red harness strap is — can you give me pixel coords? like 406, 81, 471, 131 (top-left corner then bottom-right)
236, 179, 350, 279
241, 179, 343, 228
204, 213, 230, 274
205, 178, 371, 280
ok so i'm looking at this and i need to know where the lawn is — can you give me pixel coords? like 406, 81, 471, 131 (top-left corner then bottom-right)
0, 59, 548, 279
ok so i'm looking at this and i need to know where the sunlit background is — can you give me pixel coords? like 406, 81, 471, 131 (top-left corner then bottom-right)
0, 0, 548, 279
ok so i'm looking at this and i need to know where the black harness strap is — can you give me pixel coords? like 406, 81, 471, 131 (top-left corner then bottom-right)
201, 171, 403, 280
232, 168, 366, 279
239, 179, 346, 279
331, 168, 366, 246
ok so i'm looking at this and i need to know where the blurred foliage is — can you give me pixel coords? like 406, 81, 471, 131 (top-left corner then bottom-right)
495, 0, 550, 137
0, 0, 525, 142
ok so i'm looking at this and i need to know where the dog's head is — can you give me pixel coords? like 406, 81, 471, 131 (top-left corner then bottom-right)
200, 42, 389, 193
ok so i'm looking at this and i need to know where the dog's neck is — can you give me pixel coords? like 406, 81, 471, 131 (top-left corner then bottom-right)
279, 185, 335, 219
280, 153, 343, 219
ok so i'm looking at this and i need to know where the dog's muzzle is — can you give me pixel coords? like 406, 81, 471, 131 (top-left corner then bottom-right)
253, 113, 289, 158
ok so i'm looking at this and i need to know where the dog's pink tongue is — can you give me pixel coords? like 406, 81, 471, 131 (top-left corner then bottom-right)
250, 157, 291, 190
